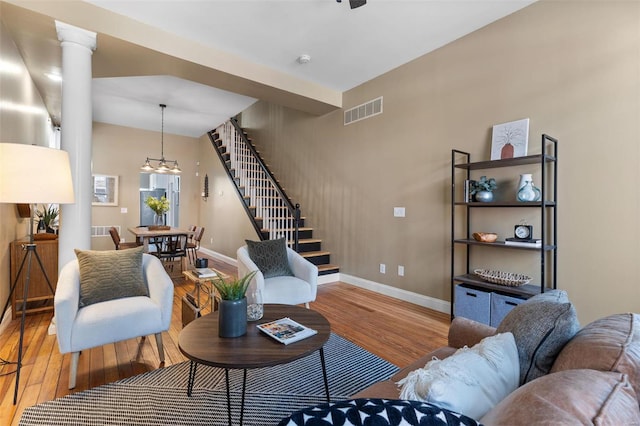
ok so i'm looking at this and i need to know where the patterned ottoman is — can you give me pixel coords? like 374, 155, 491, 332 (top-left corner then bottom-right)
278, 398, 481, 426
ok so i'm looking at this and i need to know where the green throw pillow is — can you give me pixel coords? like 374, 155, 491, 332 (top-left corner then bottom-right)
75, 246, 148, 307
245, 238, 294, 279
496, 290, 580, 384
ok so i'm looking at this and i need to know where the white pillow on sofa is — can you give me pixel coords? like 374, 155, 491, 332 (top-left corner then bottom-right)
397, 332, 519, 420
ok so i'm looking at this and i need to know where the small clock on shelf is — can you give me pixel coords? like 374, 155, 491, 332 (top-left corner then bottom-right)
505, 224, 541, 246
513, 224, 533, 240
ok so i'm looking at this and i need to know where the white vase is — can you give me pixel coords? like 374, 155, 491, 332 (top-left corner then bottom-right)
517, 174, 533, 194
516, 174, 540, 202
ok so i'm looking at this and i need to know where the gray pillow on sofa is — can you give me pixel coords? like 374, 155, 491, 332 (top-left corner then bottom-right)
246, 238, 294, 278
75, 246, 148, 307
497, 290, 580, 384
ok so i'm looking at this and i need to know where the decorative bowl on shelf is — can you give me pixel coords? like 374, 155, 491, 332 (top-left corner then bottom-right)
472, 232, 498, 243
473, 269, 531, 287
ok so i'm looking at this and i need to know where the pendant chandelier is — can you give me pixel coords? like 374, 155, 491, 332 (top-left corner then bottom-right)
141, 104, 181, 174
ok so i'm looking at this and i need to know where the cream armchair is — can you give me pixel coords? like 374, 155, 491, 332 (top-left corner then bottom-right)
237, 245, 318, 308
54, 253, 173, 389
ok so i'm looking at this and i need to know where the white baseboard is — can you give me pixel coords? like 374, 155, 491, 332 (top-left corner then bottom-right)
338, 273, 451, 314
198, 248, 237, 267
198, 249, 450, 314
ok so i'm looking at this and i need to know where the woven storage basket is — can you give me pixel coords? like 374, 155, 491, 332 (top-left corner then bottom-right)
473, 269, 531, 287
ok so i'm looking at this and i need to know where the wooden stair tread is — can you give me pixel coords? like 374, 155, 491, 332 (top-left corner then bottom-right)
295, 238, 321, 244
318, 264, 339, 272
301, 250, 330, 257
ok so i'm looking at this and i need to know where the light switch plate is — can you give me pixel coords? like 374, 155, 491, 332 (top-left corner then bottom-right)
394, 207, 405, 217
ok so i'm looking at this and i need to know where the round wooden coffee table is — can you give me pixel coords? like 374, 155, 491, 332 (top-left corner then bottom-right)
178, 304, 331, 425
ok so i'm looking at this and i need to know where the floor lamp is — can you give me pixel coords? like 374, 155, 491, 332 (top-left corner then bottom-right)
0, 143, 75, 405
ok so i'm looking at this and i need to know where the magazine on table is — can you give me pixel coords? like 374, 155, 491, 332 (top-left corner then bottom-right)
195, 268, 217, 278
257, 317, 318, 345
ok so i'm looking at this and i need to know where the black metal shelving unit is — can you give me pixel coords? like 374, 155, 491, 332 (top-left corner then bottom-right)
450, 134, 558, 318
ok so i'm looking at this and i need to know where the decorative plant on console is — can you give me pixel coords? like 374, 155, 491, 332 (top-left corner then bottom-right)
212, 271, 257, 338
145, 195, 170, 228
37, 204, 59, 233
470, 176, 497, 202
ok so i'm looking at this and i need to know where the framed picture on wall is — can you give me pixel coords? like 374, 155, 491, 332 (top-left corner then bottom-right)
491, 118, 530, 160
92, 174, 119, 206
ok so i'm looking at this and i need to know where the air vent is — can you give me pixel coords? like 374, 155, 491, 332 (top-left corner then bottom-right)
344, 96, 383, 125
91, 225, 120, 237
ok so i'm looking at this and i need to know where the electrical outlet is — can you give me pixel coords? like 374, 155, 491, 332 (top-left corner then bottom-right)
398, 265, 405, 276
379, 263, 386, 274
120, 207, 127, 213
210, 238, 214, 244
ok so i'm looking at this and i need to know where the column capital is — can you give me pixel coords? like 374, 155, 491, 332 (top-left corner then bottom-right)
55, 21, 97, 51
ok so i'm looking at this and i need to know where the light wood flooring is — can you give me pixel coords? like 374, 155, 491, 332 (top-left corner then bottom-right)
0, 257, 450, 425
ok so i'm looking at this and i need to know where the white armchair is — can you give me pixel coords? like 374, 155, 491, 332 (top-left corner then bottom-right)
55, 253, 173, 389
237, 245, 318, 308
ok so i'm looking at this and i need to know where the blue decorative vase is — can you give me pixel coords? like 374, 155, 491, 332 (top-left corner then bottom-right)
475, 190, 493, 202
517, 180, 541, 202
218, 298, 247, 337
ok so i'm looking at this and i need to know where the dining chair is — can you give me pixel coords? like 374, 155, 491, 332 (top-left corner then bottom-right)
153, 233, 189, 277
187, 226, 205, 264
109, 227, 140, 250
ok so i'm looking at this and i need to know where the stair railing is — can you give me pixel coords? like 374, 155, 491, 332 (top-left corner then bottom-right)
210, 119, 300, 251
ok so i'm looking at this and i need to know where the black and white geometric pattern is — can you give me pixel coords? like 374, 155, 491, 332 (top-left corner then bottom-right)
278, 399, 482, 426
20, 333, 398, 426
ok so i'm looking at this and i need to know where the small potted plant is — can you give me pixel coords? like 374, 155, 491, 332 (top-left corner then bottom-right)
470, 176, 497, 202
145, 195, 170, 229
37, 204, 59, 233
211, 271, 257, 338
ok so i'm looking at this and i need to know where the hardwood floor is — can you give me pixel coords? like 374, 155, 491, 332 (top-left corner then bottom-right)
0, 257, 450, 425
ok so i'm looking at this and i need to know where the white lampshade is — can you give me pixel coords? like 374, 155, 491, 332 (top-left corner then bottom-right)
0, 143, 75, 204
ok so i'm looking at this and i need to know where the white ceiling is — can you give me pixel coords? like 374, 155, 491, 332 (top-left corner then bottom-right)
93, 76, 257, 136
8, 0, 537, 138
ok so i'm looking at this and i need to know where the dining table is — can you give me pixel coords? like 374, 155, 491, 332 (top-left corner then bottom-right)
128, 226, 195, 253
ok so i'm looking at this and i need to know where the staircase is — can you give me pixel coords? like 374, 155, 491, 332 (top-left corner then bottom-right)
208, 119, 339, 276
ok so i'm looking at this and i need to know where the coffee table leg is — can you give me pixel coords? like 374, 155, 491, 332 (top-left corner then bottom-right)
187, 361, 197, 397
225, 369, 232, 425
240, 369, 247, 426
319, 347, 330, 402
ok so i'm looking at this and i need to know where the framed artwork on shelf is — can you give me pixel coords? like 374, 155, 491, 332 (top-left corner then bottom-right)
490, 118, 529, 160
92, 174, 119, 206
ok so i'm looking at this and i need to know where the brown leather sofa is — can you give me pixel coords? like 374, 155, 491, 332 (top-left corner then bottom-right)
353, 313, 640, 425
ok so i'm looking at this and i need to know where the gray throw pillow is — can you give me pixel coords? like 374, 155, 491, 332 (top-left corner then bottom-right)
245, 238, 294, 279
497, 291, 580, 384
75, 246, 148, 307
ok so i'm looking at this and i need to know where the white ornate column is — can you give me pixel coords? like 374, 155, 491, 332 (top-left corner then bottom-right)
56, 21, 97, 270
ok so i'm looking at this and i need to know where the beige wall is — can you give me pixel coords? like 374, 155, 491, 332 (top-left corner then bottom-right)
236, 1, 640, 324
90, 122, 202, 250
0, 21, 52, 321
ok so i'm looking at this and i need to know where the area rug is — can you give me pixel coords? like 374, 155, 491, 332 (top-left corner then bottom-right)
20, 333, 398, 425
